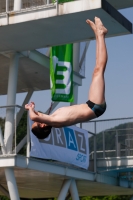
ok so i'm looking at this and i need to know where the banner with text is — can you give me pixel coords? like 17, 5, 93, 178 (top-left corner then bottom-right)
30, 120, 89, 169
50, 44, 73, 102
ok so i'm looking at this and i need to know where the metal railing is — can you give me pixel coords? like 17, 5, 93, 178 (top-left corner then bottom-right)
1, 106, 133, 174
0, 105, 29, 157
80, 117, 133, 172
0, 0, 54, 14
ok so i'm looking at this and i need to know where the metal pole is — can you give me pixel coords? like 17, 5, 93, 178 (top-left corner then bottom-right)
6, 0, 9, 12
94, 121, 97, 173
103, 131, 105, 158
26, 114, 30, 158
45, 101, 59, 114
4, 53, 20, 200
58, 179, 72, 200
14, 0, 22, 11
16, 89, 33, 127
5, 168, 20, 200
115, 131, 118, 157
70, 180, 79, 200
117, 142, 121, 157
4, 53, 19, 154
130, 196, 133, 200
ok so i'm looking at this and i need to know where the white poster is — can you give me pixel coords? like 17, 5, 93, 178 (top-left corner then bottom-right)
30, 120, 89, 169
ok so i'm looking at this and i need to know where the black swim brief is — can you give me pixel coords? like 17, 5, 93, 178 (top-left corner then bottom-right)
86, 100, 106, 117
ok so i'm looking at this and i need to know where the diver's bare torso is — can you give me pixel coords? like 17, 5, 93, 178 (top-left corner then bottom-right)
49, 103, 96, 127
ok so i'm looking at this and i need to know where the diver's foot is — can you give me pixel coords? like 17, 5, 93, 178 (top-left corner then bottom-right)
95, 17, 108, 36
86, 19, 96, 35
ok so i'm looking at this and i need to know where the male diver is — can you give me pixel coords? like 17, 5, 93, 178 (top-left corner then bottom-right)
25, 17, 108, 139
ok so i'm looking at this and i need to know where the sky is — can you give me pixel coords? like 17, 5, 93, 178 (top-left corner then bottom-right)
0, 7, 133, 122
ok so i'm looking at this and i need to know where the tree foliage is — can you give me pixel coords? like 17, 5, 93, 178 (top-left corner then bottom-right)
80, 196, 132, 200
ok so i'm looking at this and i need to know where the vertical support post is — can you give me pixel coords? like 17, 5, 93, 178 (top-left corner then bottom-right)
6, 0, 9, 29
26, 113, 30, 158
70, 180, 79, 200
117, 143, 121, 157
126, 136, 130, 156
4, 53, 19, 154
6, 0, 9, 12
14, 0, 22, 11
4, 53, 20, 200
94, 121, 97, 173
130, 196, 133, 200
58, 179, 72, 200
5, 168, 20, 200
103, 131, 105, 158
115, 131, 118, 157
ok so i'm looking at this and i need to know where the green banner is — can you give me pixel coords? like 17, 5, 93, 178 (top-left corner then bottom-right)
50, 44, 73, 102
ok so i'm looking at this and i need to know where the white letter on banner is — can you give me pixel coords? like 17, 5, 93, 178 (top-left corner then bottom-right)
69, 132, 76, 148
55, 129, 63, 145
78, 134, 85, 152
50, 56, 59, 89
56, 61, 72, 95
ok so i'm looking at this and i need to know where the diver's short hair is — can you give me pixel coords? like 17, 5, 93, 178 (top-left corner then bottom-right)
31, 125, 52, 139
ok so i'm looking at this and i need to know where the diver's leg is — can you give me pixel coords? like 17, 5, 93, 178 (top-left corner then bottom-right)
86, 17, 108, 104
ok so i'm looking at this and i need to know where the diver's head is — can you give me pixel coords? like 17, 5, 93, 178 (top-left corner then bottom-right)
31, 122, 52, 139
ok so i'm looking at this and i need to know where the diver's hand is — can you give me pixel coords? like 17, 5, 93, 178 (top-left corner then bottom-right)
25, 102, 35, 110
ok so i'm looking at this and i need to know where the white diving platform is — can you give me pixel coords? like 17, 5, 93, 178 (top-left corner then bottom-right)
0, 155, 133, 198
0, 0, 132, 52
